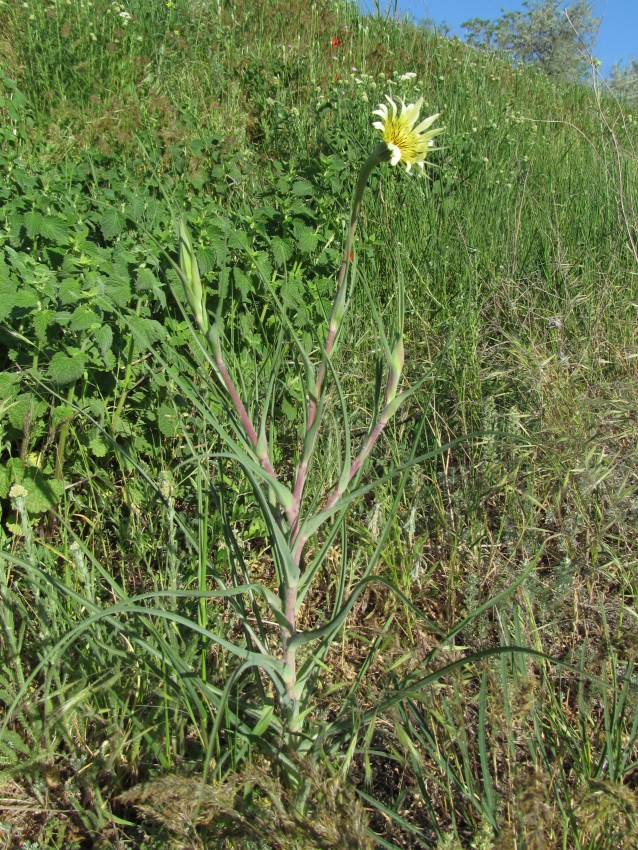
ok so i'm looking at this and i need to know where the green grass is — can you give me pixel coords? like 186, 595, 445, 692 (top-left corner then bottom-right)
1, 0, 637, 848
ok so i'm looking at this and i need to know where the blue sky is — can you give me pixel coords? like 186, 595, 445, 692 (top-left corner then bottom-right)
360, 1, 638, 76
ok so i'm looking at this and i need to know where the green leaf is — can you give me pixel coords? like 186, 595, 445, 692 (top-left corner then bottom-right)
294, 221, 318, 254
93, 324, 114, 366
41, 215, 71, 245
233, 267, 252, 303
292, 179, 314, 197
69, 306, 99, 332
99, 277, 131, 309
88, 433, 110, 458
136, 266, 159, 292
127, 314, 167, 352
281, 398, 297, 422
58, 278, 83, 305
99, 208, 126, 240
33, 309, 56, 342
0, 281, 17, 320
270, 236, 292, 266
46, 351, 87, 385
0, 728, 31, 765
14, 286, 39, 309
24, 210, 43, 239
252, 251, 272, 284
22, 468, 65, 513
0, 371, 20, 401
7, 393, 48, 430
157, 403, 180, 437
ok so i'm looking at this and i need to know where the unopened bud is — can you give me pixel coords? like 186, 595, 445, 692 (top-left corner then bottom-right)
178, 219, 208, 333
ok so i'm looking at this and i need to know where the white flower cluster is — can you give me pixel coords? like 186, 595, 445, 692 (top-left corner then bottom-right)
110, 1, 132, 23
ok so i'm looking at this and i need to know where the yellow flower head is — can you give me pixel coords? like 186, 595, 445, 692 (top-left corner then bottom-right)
373, 96, 443, 171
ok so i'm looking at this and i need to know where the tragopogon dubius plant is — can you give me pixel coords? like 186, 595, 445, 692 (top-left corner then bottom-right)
175, 95, 444, 759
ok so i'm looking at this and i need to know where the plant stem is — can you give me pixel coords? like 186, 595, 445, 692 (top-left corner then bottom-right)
290, 142, 389, 539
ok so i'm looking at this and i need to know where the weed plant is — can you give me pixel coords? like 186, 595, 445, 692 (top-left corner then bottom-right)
1, 1, 637, 848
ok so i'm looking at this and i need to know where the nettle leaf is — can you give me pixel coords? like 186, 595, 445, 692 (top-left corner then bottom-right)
33, 308, 57, 342
270, 235, 292, 267
157, 403, 180, 437
125, 195, 145, 221
0, 281, 18, 320
47, 351, 87, 385
7, 213, 23, 245
281, 276, 303, 310
24, 210, 44, 239
100, 277, 132, 309
0, 464, 8, 499
229, 228, 251, 252
0, 371, 20, 401
88, 433, 110, 458
195, 245, 217, 277
281, 397, 297, 422
252, 251, 272, 284
293, 221, 318, 254
41, 215, 71, 245
136, 266, 159, 292
290, 199, 314, 218
8, 393, 48, 430
69, 305, 99, 332
22, 468, 65, 513
93, 324, 114, 366
52, 403, 75, 426
100, 208, 126, 240
128, 314, 167, 353
292, 179, 314, 197
58, 277, 83, 305
14, 285, 38, 310
233, 267, 252, 303
239, 311, 257, 344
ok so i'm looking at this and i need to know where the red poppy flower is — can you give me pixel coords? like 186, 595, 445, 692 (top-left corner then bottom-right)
331, 36, 342, 48
349, 250, 354, 261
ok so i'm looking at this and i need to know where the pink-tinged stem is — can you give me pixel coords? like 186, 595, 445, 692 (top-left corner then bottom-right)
291, 144, 389, 539
292, 401, 396, 565
213, 346, 277, 480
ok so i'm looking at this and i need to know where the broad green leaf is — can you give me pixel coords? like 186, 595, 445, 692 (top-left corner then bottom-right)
292, 179, 314, 197
93, 324, 114, 366
41, 215, 71, 245
7, 393, 47, 430
14, 289, 39, 309
99, 208, 126, 240
128, 315, 167, 352
0, 372, 20, 400
270, 236, 292, 266
21, 469, 65, 513
99, 278, 131, 308
157, 403, 180, 437
136, 266, 159, 292
69, 306, 99, 332
33, 309, 56, 342
24, 210, 43, 239
88, 434, 110, 458
252, 250, 272, 283
0, 281, 17, 320
58, 278, 83, 305
294, 221, 318, 254
46, 351, 87, 385
233, 267, 252, 303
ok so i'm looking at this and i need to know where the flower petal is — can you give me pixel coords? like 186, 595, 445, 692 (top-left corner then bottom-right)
372, 93, 443, 171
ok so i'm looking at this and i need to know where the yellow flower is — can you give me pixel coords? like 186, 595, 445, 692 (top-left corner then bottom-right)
373, 96, 443, 171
